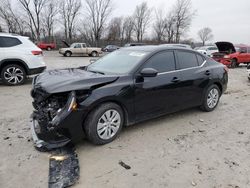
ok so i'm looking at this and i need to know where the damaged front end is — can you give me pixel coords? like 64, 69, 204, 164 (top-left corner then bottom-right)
29, 68, 119, 151
30, 90, 87, 151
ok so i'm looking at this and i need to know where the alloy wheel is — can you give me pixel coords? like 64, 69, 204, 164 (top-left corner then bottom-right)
4, 67, 24, 85
207, 88, 219, 109
97, 109, 121, 140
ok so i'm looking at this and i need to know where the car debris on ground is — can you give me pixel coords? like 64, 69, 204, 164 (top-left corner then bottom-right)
48, 145, 80, 188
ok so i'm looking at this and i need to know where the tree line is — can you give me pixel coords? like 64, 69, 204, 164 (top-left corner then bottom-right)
0, 0, 213, 47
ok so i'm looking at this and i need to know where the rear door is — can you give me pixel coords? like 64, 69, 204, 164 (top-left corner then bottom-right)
134, 50, 182, 120
175, 50, 210, 109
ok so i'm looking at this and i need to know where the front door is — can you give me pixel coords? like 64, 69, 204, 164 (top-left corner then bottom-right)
134, 51, 182, 121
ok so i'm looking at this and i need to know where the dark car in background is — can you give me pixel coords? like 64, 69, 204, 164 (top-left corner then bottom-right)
30, 46, 228, 150
124, 43, 146, 47
102, 45, 120, 52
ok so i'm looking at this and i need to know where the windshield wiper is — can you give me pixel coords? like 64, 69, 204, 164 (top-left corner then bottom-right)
88, 69, 105, 75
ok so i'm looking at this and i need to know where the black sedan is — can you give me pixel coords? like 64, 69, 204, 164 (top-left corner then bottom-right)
30, 46, 228, 150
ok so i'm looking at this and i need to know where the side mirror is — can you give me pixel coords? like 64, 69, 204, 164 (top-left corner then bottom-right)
140, 68, 158, 77
89, 59, 97, 64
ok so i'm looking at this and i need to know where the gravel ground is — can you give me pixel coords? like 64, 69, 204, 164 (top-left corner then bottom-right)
0, 51, 250, 188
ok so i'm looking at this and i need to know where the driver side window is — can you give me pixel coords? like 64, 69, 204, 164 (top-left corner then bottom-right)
143, 51, 176, 73
74, 44, 82, 48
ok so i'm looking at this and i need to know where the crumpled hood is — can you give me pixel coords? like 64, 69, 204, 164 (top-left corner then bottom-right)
33, 68, 118, 94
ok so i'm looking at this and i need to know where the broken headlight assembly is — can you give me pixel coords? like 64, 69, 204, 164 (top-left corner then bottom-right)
48, 91, 89, 129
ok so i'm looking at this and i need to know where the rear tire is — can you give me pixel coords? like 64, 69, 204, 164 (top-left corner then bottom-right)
84, 103, 124, 145
91, 51, 98, 57
0, 64, 26, 86
200, 84, 221, 112
47, 47, 52, 51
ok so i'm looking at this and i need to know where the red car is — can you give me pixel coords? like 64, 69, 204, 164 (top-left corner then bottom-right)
37, 42, 56, 51
212, 42, 250, 68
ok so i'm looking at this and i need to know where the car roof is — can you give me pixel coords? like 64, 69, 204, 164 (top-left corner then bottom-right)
121, 45, 198, 53
160, 43, 191, 48
0, 32, 21, 37
202, 45, 217, 48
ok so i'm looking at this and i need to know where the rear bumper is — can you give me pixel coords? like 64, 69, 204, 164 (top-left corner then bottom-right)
27, 66, 46, 75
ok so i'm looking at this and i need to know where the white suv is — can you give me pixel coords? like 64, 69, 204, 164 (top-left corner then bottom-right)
0, 33, 46, 85
197, 46, 218, 57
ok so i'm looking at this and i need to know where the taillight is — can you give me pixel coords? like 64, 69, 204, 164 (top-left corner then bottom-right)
31, 50, 43, 55
224, 66, 229, 73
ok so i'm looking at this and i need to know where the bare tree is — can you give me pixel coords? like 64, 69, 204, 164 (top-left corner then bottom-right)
153, 8, 166, 43
172, 0, 195, 43
133, 2, 151, 42
0, 0, 26, 35
107, 17, 122, 42
18, 0, 47, 41
59, 0, 81, 43
78, 21, 95, 45
42, 0, 58, 42
122, 16, 134, 43
198, 27, 213, 46
84, 0, 113, 46
165, 11, 176, 43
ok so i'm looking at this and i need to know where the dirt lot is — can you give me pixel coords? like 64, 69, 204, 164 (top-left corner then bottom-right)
0, 51, 250, 188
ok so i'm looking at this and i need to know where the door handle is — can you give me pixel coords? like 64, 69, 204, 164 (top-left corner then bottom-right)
205, 70, 211, 75
171, 77, 180, 83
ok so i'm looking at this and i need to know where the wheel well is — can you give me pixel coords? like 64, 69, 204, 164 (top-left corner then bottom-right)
85, 100, 129, 126
0, 60, 28, 74
232, 58, 238, 62
65, 50, 72, 54
91, 51, 97, 54
214, 82, 222, 94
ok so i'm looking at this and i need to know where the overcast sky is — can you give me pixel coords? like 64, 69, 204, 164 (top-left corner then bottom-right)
113, 0, 250, 44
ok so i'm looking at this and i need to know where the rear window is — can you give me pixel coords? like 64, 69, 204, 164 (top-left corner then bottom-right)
0, 36, 22, 47
196, 54, 205, 66
177, 51, 199, 69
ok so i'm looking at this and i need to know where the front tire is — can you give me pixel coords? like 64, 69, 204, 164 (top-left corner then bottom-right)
64, 51, 72, 57
200, 84, 221, 112
0, 64, 26, 86
47, 47, 52, 51
84, 103, 124, 145
231, 59, 237, 68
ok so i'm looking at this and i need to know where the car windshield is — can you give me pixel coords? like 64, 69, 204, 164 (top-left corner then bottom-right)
87, 50, 149, 75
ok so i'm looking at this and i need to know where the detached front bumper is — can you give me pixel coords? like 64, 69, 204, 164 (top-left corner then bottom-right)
30, 118, 71, 151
